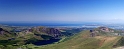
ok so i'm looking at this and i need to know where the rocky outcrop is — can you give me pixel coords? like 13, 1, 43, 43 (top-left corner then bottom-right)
90, 30, 96, 37
98, 27, 114, 32
46, 28, 62, 37
89, 27, 120, 37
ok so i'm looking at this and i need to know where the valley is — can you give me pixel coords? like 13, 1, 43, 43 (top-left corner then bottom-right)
0, 24, 124, 49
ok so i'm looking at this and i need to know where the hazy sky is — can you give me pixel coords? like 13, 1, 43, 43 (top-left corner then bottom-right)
0, 0, 124, 23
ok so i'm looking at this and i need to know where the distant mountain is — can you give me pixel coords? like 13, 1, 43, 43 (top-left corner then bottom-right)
91, 27, 123, 36
0, 26, 63, 47
16, 27, 62, 40
30, 26, 62, 38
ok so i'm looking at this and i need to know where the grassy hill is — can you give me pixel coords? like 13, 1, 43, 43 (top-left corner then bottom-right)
0, 28, 16, 40
21, 30, 122, 49
0, 27, 123, 49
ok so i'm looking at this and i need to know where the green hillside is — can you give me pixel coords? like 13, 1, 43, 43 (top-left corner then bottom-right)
0, 27, 123, 49
21, 30, 122, 49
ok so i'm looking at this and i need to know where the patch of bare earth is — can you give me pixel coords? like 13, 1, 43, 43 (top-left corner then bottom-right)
95, 36, 117, 46
113, 46, 124, 49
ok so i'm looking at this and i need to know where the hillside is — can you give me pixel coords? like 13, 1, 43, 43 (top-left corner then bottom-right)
94, 27, 123, 36
0, 26, 62, 46
16, 26, 62, 40
21, 27, 123, 49
0, 28, 16, 40
0, 27, 124, 49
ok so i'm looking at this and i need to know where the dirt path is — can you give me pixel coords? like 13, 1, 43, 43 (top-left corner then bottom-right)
113, 46, 124, 49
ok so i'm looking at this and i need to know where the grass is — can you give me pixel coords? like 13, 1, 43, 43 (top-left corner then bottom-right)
25, 30, 121, 49
24, 31, 104, 49
98, 36, 121, 49
0, 30, 122, 49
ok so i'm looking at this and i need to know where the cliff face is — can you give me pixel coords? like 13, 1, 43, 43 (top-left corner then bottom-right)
0, 28, 10, 35
0, 28, 4, 35
30, 27, 62, 38
46, 28, 61, 37
0, 28, 16, 39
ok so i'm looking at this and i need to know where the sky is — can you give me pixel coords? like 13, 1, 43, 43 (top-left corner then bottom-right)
0, 0, 124, 23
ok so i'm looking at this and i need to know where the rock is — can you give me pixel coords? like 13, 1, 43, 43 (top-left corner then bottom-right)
30, 27, 62, 38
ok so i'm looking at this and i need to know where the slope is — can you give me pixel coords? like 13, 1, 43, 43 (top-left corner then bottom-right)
25, 29, 121, 49
0, 27, 122, 49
